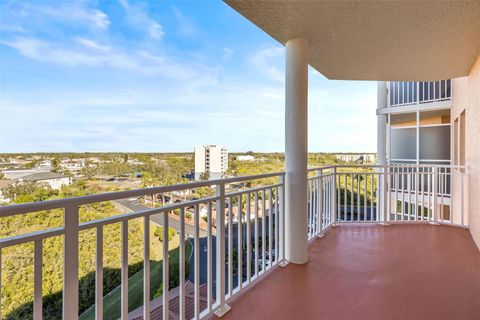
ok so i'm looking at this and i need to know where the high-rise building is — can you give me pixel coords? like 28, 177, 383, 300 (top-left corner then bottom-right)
194, 145, 228, 180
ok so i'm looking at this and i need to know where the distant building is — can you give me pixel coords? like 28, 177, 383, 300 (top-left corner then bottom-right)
194, 145, 228, 180
59, 160, 85, 174
236, 155, 255, 161
333, 153, 376, 164
19, 172, 72, 190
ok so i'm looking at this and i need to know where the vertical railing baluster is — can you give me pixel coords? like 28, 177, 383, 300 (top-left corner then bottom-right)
316, 170, 323, 232
420, 168, 425, 221
179, 208, 186, 320
275, 186, 280, 264
163, 211, 170, 320
214, 183, 230, 316
414, 167, 419, 221
267, 190, 273, 270
432, 167, 438, 224
278, 175, 287, 267
121, 220, 128, 320
364, 174, 367, 222
238, 194, 244, 285
207, 202, 213, 311
261, 189, 266, 274
96, 226, 104, 320
371, 173, 374, 222
254, 191, 259, 275
194, 205, 200, 319
357, 174, 360, 222
246, 192, 252, 280
307, 180, 313, 240
228, 197, 233, 295
63, 203, 79, 320
34, 239, 43, 320
350, 173, 354, 222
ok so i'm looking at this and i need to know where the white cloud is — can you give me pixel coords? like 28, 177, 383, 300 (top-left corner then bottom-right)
172, 6, 197, 36
119, 0, 164, 39
249, 47, 284, 82
31, 3, 110, 29
222, 48, 234, 61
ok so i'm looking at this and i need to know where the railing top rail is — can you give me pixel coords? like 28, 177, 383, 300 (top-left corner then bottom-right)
308, 164, 466, 172
0, 171, 284, 217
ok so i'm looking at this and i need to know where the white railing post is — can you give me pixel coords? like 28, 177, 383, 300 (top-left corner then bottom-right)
382, 166, 388, 224
63, 203, 79, 320
431, 167, 439, 224
332, 167, 337, 226
214, 183, 230, 317
316, 169, 324, 237
278, 175, 288, 267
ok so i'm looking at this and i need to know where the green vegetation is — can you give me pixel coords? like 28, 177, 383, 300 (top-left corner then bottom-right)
0, 182, 163, 320
79, 238, 192, 320
154, 226, 177, 243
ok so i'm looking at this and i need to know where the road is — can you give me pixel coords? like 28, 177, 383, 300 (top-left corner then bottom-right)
113, 198, 207, 237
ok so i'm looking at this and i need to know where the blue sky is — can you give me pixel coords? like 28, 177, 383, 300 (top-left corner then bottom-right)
0, 0, 377, 153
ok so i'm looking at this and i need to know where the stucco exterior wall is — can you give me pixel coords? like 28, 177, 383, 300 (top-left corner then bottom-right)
452, 53, 480, 250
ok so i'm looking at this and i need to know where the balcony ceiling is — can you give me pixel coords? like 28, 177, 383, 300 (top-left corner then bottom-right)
225, 0, 480, 81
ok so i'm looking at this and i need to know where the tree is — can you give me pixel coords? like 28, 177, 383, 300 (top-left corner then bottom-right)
81, 160, 97, 179
199, 170, 210, 181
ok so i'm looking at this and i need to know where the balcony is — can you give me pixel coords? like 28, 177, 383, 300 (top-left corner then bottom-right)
211, 223, 480, 320
387, 80, 452, 108
0, 164, 477, 320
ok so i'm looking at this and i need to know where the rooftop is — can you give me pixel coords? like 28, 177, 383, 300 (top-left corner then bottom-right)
209, 224, 480, 320
20, 172, 68, 181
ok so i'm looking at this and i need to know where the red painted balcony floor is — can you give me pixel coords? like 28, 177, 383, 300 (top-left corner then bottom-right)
211, 224, 480, 320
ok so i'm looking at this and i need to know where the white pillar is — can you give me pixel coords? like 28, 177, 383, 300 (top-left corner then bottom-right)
377, 81, 387, 165
285, 38, 308, 264
376, 81, 388, 222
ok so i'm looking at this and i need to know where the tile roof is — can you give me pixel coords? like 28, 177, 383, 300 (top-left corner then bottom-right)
20, 172, 68, 181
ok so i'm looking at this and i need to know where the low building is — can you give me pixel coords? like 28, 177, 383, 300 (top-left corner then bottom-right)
236, 155, 255, 161
19, 172, 72, 190
333, 153, 376, 164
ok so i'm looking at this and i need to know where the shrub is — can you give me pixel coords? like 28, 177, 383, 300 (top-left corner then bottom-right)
154, 226, 177, 242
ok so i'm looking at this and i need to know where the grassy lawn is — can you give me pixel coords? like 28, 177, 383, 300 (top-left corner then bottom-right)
80, 233, 192, 320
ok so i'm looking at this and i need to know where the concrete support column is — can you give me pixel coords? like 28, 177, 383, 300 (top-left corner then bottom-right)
377, 81, 388, 222
285, 38, 308, 264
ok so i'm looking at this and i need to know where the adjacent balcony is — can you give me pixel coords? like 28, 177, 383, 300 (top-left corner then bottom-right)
0, 164, 477, 320
388, 80, 452, 108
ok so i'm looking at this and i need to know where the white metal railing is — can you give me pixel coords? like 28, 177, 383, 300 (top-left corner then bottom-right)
0, 172, 285, 320
388, 80, 452, 107
0, 164, 469, 319
307, 164, 468, 232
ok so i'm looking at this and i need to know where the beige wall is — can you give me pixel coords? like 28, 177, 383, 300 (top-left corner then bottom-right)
452, 53, 480, 250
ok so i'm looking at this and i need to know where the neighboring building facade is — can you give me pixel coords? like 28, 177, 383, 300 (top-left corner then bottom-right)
19, 172, 72, 190
377, 80, 452, 166
194, 145, 228, 180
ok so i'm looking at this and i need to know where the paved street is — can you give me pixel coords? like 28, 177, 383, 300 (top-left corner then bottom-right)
114, 198, 207, 237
